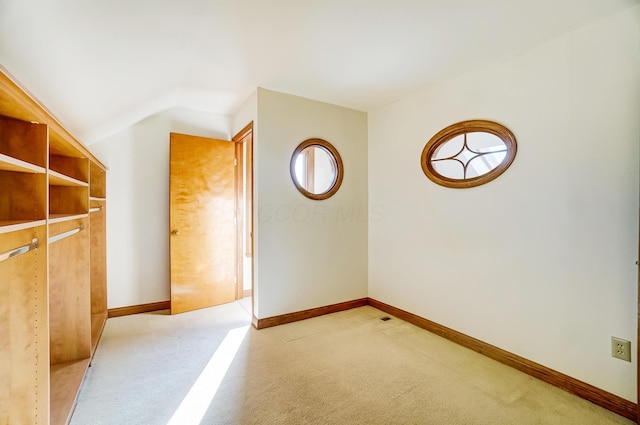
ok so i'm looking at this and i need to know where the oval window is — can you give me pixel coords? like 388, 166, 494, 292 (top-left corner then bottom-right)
421, 120, 517, 188
290, 138, 344, 200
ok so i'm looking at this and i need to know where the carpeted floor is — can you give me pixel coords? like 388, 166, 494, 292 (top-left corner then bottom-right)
70, 301, 633, 425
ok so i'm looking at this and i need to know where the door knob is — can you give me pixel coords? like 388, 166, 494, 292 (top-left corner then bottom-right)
172, 230, 180, 236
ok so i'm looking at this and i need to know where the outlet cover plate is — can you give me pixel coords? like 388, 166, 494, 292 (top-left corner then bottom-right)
611, 337, 631, 362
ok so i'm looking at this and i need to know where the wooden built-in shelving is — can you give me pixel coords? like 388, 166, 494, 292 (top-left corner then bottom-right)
0, 69, 107, 425
0, 152, 46, 173
48, 170, 89, 187
50, 359, 91, 425
0, 115, 48, 243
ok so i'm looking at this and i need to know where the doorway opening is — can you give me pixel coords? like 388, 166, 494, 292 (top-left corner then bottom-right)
168, 124, 253, 316
233, 122, 253, 316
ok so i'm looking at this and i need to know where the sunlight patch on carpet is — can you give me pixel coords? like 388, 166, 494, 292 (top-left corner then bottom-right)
166, 325, 250, 425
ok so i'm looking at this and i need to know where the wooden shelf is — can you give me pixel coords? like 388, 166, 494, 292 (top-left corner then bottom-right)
89, 196, 106, 202
0, 153, 45, 174
0, 219, 46, 234
49, 170, 88, 187
50, 358, 91, 425
1, 69, 107, 425
48, 213, 89, 224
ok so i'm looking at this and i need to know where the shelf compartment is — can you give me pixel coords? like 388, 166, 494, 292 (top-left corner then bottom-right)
0, 115, 47, 169
48, 217, 91, 421
0, 170, 46, 223
49, 128, 86, 159
50, 358, 91, 425
49, 185, 88, 217
49, 217, 91, 357
50, 155, 88, 185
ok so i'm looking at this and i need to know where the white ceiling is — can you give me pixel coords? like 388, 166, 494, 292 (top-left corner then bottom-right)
0, 0, 637, 144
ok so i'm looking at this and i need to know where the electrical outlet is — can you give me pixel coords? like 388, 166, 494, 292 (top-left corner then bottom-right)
611, 337, 631, 362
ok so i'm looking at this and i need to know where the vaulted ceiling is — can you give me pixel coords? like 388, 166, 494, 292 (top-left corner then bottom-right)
0, 0, 637, 144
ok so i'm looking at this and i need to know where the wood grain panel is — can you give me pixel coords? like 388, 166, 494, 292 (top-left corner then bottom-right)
0, 225, 49, 425
0, 70, 43, 123
90, 200, 107, 355
0, 171, 46, 221
0, 116, 47, 168
89, 161, 106, 199
50, 359, 90, 425
49, 218, 91, 364
90, 312, 107, 354
90, 202, 106, 316
170, 133, 236, 314
49, 155, 89, 183
367, 298, 637, 421
49, 186, 88, 216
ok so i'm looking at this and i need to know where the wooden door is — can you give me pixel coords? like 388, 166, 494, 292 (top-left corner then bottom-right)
170, 133, 237, 314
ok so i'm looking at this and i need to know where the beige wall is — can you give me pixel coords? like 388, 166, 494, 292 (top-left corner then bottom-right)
254, 88, 369, 318
368, 7, 640, 401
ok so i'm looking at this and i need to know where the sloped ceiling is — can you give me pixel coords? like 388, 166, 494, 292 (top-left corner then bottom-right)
0, 0, 637, 144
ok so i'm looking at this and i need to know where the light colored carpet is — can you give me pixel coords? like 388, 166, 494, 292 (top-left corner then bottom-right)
70, 302, 633, 425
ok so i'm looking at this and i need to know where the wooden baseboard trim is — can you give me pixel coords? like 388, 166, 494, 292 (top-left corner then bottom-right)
107, 301, 171, 318
254, 298, 369, 329
243, 289, 252, 298
367, 298, 637, 421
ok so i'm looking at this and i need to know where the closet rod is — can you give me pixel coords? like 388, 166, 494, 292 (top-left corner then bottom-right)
89, 206, 103, 213
49, 224, 84, 244
0, 238, 39, 263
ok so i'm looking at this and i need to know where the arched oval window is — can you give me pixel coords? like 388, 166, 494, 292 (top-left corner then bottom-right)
290, 138, 344, 200
421, 120, 517, 188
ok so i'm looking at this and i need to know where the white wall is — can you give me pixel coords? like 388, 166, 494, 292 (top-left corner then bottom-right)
255, 88, 368, 318
89, 107, 230, 308
369, 7, 640, 401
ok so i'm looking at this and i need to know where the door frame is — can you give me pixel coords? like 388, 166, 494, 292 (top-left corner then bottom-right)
233, 122, 254, 303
